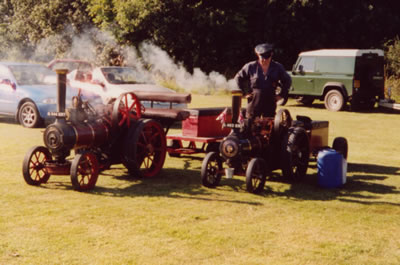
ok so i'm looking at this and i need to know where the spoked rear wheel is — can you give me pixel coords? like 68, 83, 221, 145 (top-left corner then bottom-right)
70, 151, 99, 191
22, 146, 51, 185
112, 92, 143, 129
123, 119, 167, 177
246, 158, 267, 194
201, 152, 223, 188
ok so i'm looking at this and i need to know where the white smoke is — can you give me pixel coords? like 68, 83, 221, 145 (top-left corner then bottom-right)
26, 28, 238, 94
122, 41, 237, 94
135, 42, 237, 94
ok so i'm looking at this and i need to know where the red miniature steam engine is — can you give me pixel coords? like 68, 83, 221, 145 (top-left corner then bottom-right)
22, 69, 191, 191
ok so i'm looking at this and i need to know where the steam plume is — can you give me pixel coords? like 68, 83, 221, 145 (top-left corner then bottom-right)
3, 27, 237, 94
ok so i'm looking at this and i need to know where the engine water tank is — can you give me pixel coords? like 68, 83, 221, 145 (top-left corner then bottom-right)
317, 149, 347, 188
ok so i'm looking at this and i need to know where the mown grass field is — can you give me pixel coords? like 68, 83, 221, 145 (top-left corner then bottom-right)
1, 96, 400, 264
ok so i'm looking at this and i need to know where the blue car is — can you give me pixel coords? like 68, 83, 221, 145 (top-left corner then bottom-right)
0, 62, 101, 128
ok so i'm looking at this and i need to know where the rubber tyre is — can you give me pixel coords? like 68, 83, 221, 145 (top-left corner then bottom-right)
245, 158, 267, 194
280, 127, 310, 181
19, 102, 42, 128
332, 137, 348, 159
201, 152, 223, 188
22, 146, 51, 185
324, 90, 345, 111
123, 119, 167, 178
70, 151, 99, 191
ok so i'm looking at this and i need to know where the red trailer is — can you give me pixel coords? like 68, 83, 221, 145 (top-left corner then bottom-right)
166, 107, 233, 156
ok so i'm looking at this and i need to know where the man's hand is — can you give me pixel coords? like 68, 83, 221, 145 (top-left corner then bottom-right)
245, 93, 254, 100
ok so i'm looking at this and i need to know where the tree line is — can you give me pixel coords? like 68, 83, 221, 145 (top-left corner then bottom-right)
1, 0, 399, 79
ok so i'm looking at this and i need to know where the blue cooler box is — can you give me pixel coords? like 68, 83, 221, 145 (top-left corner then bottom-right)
317, 149, 347, 188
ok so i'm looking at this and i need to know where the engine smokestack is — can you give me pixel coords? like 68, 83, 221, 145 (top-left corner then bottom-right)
55, 69, 68, 114
231, 90, 242, 124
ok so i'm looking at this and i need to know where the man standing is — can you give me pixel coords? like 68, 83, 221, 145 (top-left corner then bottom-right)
234, 43, 292, 118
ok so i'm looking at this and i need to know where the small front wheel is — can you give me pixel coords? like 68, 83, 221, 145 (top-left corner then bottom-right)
22, 146, 51, 185
201, 152, 223, 188
70, 152, 99, 191
246, 158, 267, 194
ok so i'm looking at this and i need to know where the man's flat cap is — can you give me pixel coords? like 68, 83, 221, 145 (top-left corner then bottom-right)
254, 43, 274, 55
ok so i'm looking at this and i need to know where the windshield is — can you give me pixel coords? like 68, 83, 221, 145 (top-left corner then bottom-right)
9, 64, 57, 86
101, 67, 141, 85
49, 61, 93, 72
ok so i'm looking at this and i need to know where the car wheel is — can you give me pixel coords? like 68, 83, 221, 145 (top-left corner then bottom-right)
19, 102, 42, 128
324, 90, 345, 111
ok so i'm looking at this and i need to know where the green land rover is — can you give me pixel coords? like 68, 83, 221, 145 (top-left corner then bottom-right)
289, 49, 385, 111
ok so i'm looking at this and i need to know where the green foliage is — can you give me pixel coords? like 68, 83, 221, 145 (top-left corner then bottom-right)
85, 0, 400, 77
384, 37, 400, 101
0, 0, 93, 61
1, 0, 400, 82
385, 36, 400, 78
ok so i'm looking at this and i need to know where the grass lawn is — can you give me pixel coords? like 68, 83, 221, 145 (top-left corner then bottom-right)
1, 95, 400, 264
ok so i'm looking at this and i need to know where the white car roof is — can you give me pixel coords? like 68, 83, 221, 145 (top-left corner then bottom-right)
299, 49, 384, 57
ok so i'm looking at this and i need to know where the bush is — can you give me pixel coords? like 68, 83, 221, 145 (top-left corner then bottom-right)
385, 77, 400, 102
385, 36, 400, 77
384, 36, 400, 102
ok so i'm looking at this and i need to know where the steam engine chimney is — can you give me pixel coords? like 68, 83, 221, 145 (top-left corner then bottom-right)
231, 90, 242, 124
55, 69, 68, 120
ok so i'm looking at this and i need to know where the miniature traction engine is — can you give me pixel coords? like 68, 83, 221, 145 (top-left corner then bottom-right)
22, 69, 188, 191
201, 90, 311, 193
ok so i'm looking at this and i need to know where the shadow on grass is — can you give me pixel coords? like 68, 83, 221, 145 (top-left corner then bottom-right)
43, 167, 262, 206
39, 158, 398, 207
264, 162, 400, 206
308, 162, 400, 176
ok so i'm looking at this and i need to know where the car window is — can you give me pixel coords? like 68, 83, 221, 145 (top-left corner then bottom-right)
297, 56, 315, 72
9, 65, 57, 86
101, 67, 140, 84
315, 57, 355, 74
